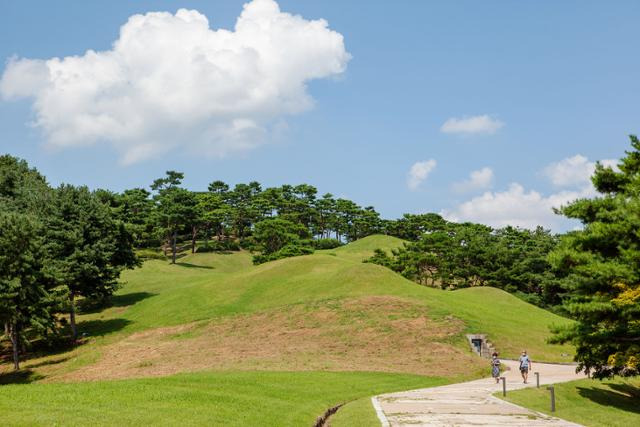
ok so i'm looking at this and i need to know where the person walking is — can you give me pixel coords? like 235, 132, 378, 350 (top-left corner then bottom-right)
491, 352, 501, 383
519, 350, 532, 383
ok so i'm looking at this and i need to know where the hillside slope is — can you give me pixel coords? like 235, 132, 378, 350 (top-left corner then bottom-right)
1, 235, 572, 383
0, 235, 576, 426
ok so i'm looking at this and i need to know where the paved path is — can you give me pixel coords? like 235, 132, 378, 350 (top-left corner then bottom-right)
373, 360, 586, 426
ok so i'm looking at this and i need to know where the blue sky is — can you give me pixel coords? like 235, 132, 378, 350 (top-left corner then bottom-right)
1, 0, 639, 230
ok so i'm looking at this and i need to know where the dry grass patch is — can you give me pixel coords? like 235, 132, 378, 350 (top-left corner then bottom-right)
53, 296, 483, 382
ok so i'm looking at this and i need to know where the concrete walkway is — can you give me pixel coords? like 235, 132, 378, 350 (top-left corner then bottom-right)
374, 360, 586, 426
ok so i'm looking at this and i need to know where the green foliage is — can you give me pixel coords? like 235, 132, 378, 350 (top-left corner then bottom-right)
135, 249, 168, 261
44, 184, 138, 340
367, 217, 560, 308
113, 188, 156, 247
47, 185, 138, 299
196, 240, 241, 252
253, 218, 309, 253
549, 135, 640, 378
252, 242, 315, 264
252, 218, 314, 264
151, 172, 198, 263
0, 154, 50, 213
0, 212, 61, 369
313, 238, 343, 250
385, 213, 448, 241
0, 156, 60, 368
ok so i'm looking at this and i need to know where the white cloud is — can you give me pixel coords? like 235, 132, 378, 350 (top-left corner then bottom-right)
543, 154, 617, 188
0, 0, 350, 164
452, 167, 494, 193
442, 183, 592, 230
440, 115, 504, 135
407, 159, 437, 191
442, 154, 621, 231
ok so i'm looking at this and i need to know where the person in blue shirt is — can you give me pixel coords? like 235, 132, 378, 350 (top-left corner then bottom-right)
519, 350, 532, 383
491, 352, 501, 383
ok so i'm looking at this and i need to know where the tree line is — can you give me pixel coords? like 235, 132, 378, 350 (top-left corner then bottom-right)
367, 219, 562, 309
366, 136, 640, 378
97, 171, 387, 264
0, 158, 398, 369
0, 156, 137, 370
2, 134, 639, 379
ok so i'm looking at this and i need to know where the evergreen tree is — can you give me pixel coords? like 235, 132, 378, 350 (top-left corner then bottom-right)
0, 212, 59, 370
549, 136, 640, 378
252, 218, 313, 264
46, 185, 138, 340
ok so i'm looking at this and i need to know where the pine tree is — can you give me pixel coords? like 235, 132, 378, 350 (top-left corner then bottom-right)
550, 135, 640, 378
46, 185, 138, 341
0, 212, 59, 370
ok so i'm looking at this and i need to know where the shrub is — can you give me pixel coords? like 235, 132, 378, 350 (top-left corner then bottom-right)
197, 240, 240, 252
253, 242, 314, 265
136, 249, 167, 260
313, 238, 343, 250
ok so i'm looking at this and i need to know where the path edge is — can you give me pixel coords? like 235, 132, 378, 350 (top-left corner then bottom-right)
371, 396, 390, 427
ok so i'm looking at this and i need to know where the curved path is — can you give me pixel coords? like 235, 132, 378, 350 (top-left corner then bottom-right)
373, 360, 586, 426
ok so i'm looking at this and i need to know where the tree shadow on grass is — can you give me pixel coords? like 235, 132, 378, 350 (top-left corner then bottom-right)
0, 369, 43, 385
79, 291, 157, 314
1, 319, 130, 378
175, 262, 214, 269
27, 356, 71, 369
76, 318, 132, 338
110, 291, 157, 307
577, 382, 640, 414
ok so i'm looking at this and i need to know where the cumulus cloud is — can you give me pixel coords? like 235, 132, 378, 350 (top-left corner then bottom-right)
452, 167, 494, 193
442, 183, 593, 230
440, 115, 504, 135
0, 0, 350, 164
543, 154, 617, 188
443, 154, 620, 230
407, 159, 437, 191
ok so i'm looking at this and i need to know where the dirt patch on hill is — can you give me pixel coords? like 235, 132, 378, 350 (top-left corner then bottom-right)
53, 296, 483, 382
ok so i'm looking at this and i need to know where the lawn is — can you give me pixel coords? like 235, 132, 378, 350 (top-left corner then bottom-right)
331, 397, 381, 427
0, 370, 447, 426
0, 235, 580, 425
109, 235, 573, 361
501, 376, 640, 427
1, 235, 573, 383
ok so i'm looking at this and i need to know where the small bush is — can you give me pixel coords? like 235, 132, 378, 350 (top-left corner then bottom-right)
313, 238, 343, 250
197, 240, 240, 252
253, 243, 314, 265
239, 237, 260, 251
136, 249, 167, 260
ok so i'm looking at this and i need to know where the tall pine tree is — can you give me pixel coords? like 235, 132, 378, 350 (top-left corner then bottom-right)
550, 135, 640, 378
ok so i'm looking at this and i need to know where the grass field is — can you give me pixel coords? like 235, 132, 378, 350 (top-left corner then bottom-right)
501, 377, 640, 427
0, 235, 576, 424
0, 370, 448, 426
331, 397, 382, 427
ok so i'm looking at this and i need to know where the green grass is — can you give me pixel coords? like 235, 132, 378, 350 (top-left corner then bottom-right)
90, 235, 571, 361
330, 397, 381, 427
0, 371, 447, 426
0, 235, 579, 424
500, 377, 640, 427
319, 234, 405, 262
1, 235, 572, 388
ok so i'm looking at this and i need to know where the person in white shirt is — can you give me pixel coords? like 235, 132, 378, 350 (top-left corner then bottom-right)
519, 350, 532, 383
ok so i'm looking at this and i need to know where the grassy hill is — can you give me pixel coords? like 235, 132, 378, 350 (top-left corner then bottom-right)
0, 235, 574, 425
